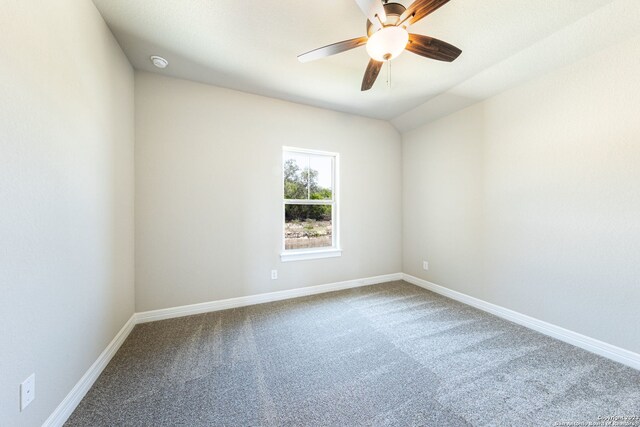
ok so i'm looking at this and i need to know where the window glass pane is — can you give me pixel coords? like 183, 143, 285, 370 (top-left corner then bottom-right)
285, 204, 332, 250
284, 152, 309, 200
309, 155, 333, 200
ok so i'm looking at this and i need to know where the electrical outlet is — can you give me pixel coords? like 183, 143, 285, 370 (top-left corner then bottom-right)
20, 374, 35, 411
271, 269, 278, 280
423, 261, 429, 271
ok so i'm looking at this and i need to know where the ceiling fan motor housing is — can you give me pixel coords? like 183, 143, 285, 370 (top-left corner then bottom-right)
366, 2, 407, 36
365, 3, 409, 62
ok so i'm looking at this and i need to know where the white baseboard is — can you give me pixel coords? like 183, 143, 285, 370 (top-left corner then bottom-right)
135, 273, 404, 324
43, 314, 137, 427
402, 273, 640, 371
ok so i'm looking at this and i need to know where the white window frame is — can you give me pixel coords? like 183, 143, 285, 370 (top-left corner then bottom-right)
281, 147, 341, 262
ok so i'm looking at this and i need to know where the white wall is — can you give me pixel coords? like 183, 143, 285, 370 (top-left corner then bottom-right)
403, 33, 640, 354
135, 72, 402, 312
0, 1, 135, 425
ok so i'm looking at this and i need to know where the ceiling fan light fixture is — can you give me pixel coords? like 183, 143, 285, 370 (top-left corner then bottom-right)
366, 26, 409, 62
296, 0, 461, 91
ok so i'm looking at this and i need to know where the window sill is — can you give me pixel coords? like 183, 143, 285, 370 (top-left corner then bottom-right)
280, 248, 342, 262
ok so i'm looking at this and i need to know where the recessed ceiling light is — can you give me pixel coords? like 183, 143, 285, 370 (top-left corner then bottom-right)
150, 55, 168, 69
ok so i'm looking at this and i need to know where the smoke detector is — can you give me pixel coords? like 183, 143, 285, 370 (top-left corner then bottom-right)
150, 55, 168, 69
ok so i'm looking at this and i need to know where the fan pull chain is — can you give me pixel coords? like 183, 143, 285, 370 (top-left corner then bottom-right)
387, 60, 391, 88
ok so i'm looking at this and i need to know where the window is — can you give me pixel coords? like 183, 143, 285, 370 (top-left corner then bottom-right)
281, 147, 341, 262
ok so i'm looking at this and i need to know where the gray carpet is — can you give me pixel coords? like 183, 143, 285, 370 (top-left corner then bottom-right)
66, 281, 640, 426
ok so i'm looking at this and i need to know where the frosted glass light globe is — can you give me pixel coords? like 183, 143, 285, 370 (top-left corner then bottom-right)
366, 26, 409, 62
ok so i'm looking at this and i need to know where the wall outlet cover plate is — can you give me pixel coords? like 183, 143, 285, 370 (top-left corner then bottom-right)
21, 373, 35, 411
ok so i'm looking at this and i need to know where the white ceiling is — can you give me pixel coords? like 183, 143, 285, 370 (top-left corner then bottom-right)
93, 0, 632, 130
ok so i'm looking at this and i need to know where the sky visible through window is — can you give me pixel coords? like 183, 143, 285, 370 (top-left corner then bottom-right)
284, 152, 332, 191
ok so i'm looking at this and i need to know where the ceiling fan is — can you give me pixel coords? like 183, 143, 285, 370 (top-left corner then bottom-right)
298, 0, 462, 91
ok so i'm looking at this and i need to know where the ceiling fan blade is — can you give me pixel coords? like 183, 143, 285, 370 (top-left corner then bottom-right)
406, 34, 461, 62
354, 0, 386, 30
400, 0, 450, 26
361, 59, 383, 91
298, 37, 368, 63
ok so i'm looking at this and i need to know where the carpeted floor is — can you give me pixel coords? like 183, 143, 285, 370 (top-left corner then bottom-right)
66, 281, 640, 426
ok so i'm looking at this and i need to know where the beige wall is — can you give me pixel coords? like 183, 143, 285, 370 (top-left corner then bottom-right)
3, 2, 638, 424
403, 33, 640, 354
134, 72, 402, 312
0, 1, 135, 425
